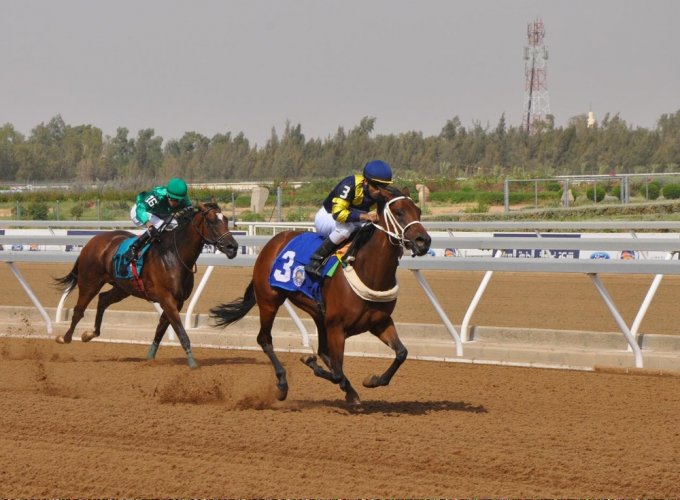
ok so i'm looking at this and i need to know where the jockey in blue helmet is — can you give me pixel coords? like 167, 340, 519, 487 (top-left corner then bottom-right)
123, 178, 192, 262
305, 160, 394, 278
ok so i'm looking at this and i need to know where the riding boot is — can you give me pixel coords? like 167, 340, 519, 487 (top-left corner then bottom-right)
124, 230, 152, 262
305, 237, 339, 278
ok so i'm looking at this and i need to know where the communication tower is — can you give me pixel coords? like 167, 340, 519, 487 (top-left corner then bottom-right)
522, 18, 550, 133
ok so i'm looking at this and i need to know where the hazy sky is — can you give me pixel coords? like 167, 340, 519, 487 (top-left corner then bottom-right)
2, 0, 678, 146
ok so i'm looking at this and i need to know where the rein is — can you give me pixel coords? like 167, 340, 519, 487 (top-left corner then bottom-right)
371, 196, 421, 255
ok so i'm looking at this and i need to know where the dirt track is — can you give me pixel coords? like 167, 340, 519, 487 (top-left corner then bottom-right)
2, 263, 680, 496
3, 262, 680, 334
2, 337, 680, 497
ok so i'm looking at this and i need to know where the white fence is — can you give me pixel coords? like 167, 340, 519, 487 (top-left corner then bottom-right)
2, 220, 680, 368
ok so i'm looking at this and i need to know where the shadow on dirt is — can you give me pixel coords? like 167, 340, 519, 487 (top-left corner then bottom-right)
91, 356, 266, 366
295, 399, 487, 415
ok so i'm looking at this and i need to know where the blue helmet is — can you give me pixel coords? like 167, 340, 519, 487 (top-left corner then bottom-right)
363, 160, 393, 184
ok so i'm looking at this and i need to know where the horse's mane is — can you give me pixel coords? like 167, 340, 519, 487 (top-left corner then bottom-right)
375, 185, 405, 213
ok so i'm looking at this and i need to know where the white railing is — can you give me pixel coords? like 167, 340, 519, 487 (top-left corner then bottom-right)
2, 220, 680, 369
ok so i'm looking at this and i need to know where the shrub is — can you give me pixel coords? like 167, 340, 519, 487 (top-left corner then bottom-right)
585, 185, 606, 202
70, 204, 85, 220
662, 183, 680, 199
285, 207, 313, 222
646, 181, 661, 200
238, 211, 265, 222
27, 201, 49, 220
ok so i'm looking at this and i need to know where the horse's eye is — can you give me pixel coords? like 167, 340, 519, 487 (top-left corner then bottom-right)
395, 209, 404, 217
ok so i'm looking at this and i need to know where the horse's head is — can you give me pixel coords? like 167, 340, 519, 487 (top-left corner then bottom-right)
372, 184, 431, 257
189, 202, 239, 259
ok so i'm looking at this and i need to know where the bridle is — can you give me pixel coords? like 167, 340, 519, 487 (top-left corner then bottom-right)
371, 196, 421, 254
191, 206, 233, 249
172, 206, 233, 272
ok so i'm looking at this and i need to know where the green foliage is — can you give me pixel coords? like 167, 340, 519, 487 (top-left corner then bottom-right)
234, 194, 251, 208
662, 183, 680, 199
70, 203, 85, 220
2, 109, 680, 183
238, 211, 265, 222
647, 181, 661, 200
27, 201, 49, 220
585, 185, 606, 202
285, 207, 313, 222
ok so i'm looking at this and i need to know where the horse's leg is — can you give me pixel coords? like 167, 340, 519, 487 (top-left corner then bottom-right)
56, 283, 103, 344
300, 317, 331, 370
147, 299, 184, 360
257, 301, 288, 401
82, 286, 129, 342
362, 319, 408, 389
147, 311, 171, 360
303, 326, 360, 405
157, 297, 197, 369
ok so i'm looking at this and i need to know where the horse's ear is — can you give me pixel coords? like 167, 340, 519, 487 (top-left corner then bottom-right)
401, 186, 411, 198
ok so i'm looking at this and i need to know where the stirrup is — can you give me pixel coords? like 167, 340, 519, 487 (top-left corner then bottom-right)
305, 260, 323, 278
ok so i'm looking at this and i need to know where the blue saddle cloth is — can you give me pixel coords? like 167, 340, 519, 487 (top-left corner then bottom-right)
113, 238, 152, 279
268, 233, 339, 303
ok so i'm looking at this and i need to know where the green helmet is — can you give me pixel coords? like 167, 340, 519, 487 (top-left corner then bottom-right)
166, 178, 187, 200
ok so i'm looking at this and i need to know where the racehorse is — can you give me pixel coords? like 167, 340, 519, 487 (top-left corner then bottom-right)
211, 186, 431, 404
54, 202, 239, 368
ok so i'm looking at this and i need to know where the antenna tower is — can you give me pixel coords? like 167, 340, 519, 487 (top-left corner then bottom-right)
522, 18, 550, 133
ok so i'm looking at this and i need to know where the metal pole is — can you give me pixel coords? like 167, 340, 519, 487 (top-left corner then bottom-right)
277, 186, 282, 222
534, 180, 538, 209
503, 178, 509, 212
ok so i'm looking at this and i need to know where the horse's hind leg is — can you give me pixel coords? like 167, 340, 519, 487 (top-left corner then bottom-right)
362, 319, 408, 389
302, 327, 360, 405
256, 301, 289, 401
56, 283, 104, 344
82, 286, 129, 342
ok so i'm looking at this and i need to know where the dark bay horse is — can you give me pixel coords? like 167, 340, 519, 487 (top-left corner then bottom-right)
211, 186, 431, 404
54, 202, 239, 368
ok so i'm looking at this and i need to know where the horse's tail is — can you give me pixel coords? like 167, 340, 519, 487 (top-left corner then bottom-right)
53, 259, 79, 295
210, 281, 256, 328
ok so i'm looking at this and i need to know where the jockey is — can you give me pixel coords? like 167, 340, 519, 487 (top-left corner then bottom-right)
305, 160, 394, 278
123, 178, 192, 262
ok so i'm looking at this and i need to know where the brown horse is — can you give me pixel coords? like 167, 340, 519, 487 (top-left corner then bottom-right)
211, 186, 431, 404
54, 202, 239, 368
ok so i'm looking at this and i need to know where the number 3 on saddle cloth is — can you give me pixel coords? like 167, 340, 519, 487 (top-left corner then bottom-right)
269, 233, 342, 303
113, 237, 152, 280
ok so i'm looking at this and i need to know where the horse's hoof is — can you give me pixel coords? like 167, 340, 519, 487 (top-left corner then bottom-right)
187, 357, 199, 370
81, 331, 97, 342
276, 384, 289, 401
147, 343, 159, 360
345, 393, 361, 406
300, 355, 316, 366
362, 374, 382, 388
55, 335, 69, 345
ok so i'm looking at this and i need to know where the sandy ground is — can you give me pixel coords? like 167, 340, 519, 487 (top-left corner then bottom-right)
3, 262, 680, 335
1, 337, 680, 497
2, 263, 680, 496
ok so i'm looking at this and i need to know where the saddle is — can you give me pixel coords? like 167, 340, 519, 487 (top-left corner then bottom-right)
113, 238, 152, 279
268, 226, 368, 303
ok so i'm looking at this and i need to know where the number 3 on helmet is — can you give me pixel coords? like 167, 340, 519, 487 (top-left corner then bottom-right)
363, 160, 394, 185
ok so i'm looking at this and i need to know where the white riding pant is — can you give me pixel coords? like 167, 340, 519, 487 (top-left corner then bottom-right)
129, 206, 178, 231
314, 207, 361, 245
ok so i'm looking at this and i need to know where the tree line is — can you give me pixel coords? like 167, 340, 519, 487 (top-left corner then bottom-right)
1, 111, 679, 184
